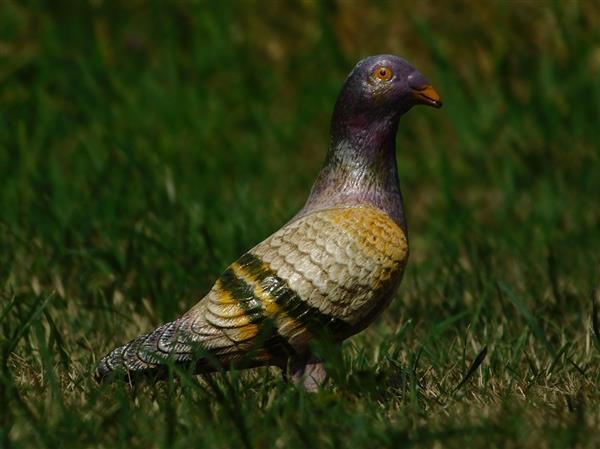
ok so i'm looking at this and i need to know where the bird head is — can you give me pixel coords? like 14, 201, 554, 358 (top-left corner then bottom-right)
346, 54, 441, 110
331, 55, 441, 140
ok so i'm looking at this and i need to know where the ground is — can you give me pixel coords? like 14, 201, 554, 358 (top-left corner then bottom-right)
1, 2, 599, 448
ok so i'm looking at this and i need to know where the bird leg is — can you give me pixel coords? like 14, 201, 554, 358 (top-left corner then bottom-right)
285, 352, 328, 392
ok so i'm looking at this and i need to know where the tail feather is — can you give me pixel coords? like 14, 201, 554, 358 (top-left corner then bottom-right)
95, 318, 195, 381
94, 315, 266, 382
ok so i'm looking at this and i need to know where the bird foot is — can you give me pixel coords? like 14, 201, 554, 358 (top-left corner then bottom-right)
287, 353, 328, 392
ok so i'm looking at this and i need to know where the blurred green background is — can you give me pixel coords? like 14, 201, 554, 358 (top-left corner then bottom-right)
1, 1, 599, 448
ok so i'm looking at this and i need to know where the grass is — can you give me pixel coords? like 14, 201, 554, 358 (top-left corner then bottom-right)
1, 1, 599, 448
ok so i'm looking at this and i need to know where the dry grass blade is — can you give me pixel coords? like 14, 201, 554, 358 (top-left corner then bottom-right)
451, 346, 487, 395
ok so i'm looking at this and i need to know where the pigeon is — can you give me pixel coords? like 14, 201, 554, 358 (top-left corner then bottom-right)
95, 54, 442, 391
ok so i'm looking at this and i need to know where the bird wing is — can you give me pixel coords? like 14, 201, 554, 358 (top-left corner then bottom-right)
95, 205, 408, 379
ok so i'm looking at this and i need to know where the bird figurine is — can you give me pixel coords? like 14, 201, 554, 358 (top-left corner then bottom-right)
96, 54, 442, 391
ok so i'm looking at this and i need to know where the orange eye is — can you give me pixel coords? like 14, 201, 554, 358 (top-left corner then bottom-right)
374, 66, 393, 81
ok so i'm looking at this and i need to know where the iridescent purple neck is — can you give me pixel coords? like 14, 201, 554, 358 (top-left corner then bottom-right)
296, 111, 407, 234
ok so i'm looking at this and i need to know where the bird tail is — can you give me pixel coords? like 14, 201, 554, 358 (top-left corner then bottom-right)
95, 317, 199, 381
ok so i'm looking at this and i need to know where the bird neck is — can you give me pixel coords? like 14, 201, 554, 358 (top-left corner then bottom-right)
300, 117, 407, 233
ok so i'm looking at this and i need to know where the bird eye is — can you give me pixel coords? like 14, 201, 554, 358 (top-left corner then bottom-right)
374, 66, 393, 81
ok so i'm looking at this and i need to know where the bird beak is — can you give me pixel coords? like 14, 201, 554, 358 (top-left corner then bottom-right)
412, 85, 442, 108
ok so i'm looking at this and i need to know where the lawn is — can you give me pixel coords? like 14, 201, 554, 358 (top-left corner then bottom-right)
1, 1, 599, 448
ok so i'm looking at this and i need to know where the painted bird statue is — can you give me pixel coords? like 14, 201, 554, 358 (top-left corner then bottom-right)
95, 54, 442, 391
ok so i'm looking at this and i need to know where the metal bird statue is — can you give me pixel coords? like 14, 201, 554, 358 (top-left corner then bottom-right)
96, 55, 442, 391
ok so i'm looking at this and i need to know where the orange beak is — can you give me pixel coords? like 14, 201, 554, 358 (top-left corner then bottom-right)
412, 85, 442, 108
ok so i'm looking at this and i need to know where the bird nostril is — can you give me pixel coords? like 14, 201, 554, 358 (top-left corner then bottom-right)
407, 72, 430, 91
